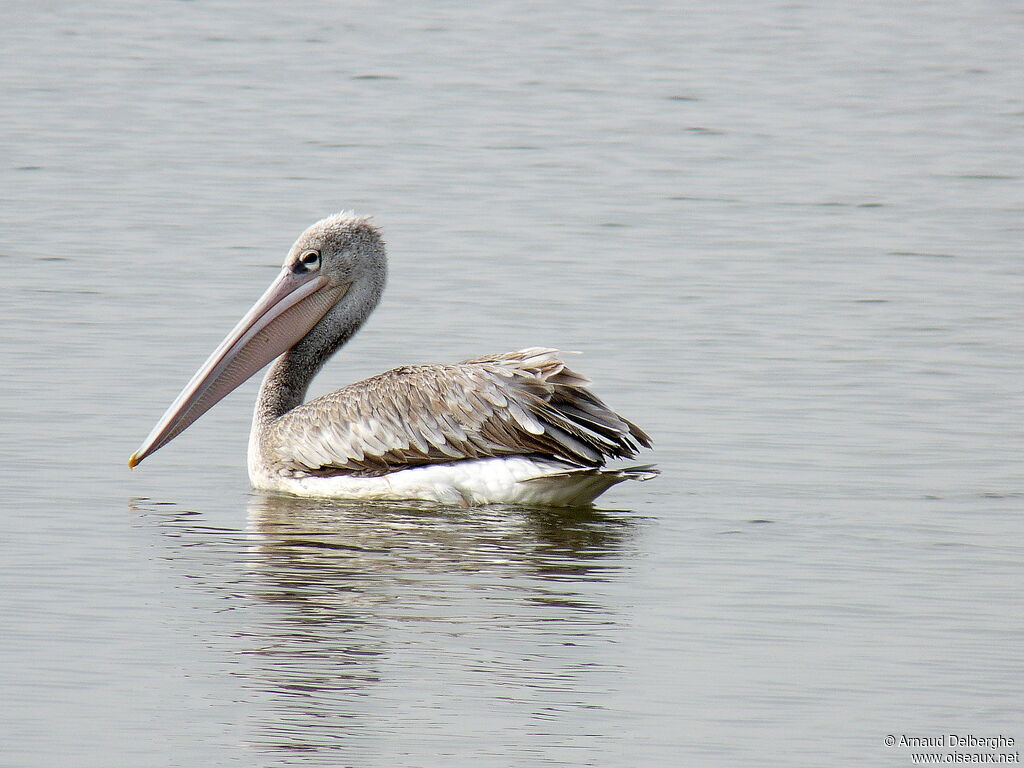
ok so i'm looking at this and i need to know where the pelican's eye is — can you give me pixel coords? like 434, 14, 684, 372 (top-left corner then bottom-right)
295, 250, 321, 272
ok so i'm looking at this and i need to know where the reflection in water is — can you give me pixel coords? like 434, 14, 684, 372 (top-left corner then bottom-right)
247, 492, 637, 580
139, 494, 640, 764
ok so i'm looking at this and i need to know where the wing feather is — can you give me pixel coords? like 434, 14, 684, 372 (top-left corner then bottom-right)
261, 348, 651, 477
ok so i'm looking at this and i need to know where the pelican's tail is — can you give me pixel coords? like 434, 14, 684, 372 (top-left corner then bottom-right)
520, 464, 660, 506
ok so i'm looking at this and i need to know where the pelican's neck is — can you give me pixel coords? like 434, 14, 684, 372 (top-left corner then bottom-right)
255, 352, 317, 426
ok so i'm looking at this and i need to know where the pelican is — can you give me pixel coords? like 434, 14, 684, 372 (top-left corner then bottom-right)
130, 213, 655, 506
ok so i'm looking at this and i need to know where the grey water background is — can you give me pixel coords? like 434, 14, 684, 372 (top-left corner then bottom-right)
1, 1, 1022, 766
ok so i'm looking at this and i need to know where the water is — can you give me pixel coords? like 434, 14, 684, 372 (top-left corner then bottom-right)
1, 1, 1022, 766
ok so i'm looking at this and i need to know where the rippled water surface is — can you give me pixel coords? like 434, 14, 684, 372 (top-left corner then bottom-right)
1, 2, 1022, 766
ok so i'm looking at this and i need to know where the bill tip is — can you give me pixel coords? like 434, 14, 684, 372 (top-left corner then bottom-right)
128, 452, 140, 469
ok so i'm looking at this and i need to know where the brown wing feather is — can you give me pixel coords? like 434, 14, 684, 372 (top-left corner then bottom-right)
262, 348, 651, 477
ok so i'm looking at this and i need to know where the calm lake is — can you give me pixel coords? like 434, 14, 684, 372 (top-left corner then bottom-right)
1, 1, 1021, 766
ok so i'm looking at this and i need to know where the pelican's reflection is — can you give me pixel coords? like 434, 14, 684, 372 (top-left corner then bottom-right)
246, 492, 637, 586
142, 494, 640, 760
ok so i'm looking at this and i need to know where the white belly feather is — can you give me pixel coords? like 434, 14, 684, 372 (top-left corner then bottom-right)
249, 456, 653, 507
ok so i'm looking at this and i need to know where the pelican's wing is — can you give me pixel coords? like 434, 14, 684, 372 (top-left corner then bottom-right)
261, 348, 651, 476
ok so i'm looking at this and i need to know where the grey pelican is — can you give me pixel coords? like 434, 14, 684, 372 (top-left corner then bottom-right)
130, 213, 655, 506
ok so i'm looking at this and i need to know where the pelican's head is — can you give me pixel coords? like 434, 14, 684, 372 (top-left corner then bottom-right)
129, 213, 386, 468
286, 213, 386, 292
